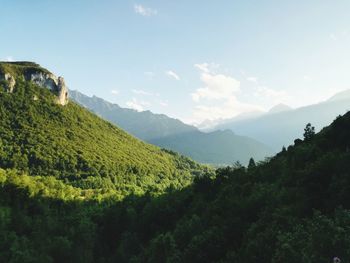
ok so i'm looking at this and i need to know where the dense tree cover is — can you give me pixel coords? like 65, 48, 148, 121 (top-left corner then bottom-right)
0, 62, 51, 78
1, 110, 350, 262
70, 90, 273, 166
1, 64, 350, 262
0, 76, 209, 198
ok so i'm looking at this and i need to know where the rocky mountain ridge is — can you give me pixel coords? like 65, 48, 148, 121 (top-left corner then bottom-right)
0, 61, 68, 105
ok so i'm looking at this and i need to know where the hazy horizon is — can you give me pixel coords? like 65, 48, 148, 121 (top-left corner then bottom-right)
2, 0, 350, 124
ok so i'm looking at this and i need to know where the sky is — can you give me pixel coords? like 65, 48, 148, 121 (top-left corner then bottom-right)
1, 0, 350, 124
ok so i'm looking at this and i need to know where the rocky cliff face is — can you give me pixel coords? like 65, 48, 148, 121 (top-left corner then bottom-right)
0, 73, 16, 93
25, 71, 69, 105
0, 62, 68, 106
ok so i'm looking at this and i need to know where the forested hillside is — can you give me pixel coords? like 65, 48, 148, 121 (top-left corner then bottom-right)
3, 0, 350, 262
0, 63, 208, 199
1, 67, 350, 261
149, 129, 271, 165
70, 90, 273, 165
69, 90, 197, 141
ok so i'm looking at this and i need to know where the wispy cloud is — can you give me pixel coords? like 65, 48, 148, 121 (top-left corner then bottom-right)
134, 4, 157, 17
194, 63, 219, 73
111, 90, 119, 95
166, 70, 180, 80
126, 98, 150, 112
194, 63, 210, 73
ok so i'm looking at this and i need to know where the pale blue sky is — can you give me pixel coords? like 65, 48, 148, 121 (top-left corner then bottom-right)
1, 0, 350, 124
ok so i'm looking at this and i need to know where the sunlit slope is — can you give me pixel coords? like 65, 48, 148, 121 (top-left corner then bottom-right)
0, 63, 207, 197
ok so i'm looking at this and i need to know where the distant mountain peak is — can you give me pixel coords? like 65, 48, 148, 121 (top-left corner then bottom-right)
268, 103, 292, 113
327, 89, 350, 102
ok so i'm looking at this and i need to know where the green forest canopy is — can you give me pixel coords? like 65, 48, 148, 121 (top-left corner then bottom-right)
0, 64, 210, 200
1, 63, 350, 262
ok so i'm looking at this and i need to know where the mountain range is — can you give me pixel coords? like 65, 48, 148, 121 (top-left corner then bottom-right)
70, 90, 273, 165
71, 88, 350, 161
214, 92, 350, 151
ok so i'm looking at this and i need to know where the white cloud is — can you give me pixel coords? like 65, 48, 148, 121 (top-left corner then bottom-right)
191, 67, 240, 102
126, 100, 143, 111
194, 63, 219, 73
166, 70, 180, 80
134, 4, 157, 17
190, 62, 261, 122
126, 98, 150, 112
111, 90, 119, 95
194, 63, 210, 73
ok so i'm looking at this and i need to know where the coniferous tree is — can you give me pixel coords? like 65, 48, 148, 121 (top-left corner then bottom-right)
248, 158, 256, 170
303, 123, 315, 141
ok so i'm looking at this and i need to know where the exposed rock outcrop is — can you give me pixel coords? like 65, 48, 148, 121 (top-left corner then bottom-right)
25, 72, 68, 105
57, 77, 68, 106
0, 73, 16, 93
0, 62, 68, 105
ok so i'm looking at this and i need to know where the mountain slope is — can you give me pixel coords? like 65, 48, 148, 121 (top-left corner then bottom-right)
268, 103, 292, 113
70, 90, 273, 165
216, 96, 350, 151
327, 88, 350, 102
1, 103, 350, 262
149, 130, 272, 165
69, 90, 196, 141
0, 62, 207, 198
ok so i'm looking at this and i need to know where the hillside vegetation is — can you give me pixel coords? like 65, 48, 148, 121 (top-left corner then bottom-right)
0, 61, 51, 77
70, 90, 273, 165
1, 83, 350, 261
0, 64, 208, 199
1, 62, 350, 262
149, 129, 271, 165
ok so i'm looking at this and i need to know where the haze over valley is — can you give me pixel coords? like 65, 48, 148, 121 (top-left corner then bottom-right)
1, 1, 350, 262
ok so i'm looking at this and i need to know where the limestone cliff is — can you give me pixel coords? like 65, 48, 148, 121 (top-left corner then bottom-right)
0, 73, 16, 93
0, 61, 68, 105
